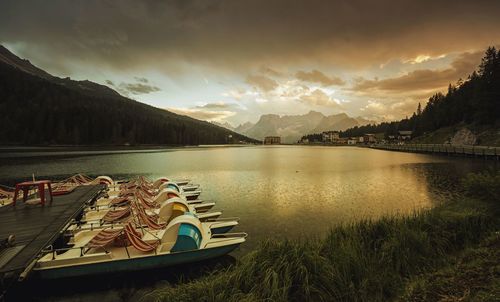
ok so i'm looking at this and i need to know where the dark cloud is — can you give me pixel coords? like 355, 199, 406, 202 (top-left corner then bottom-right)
106, 78, 160, 95
246, 75, 278, 92
120, 82, 160, 95
134, 77, 149, 83
353, 50, 484, 92
296, 70, 345, 86
195, 102, 237, 109
1, 0, 499, 73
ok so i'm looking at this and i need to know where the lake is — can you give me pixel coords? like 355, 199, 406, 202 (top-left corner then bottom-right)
0, 145, 495, 255
2, 145, 498, 301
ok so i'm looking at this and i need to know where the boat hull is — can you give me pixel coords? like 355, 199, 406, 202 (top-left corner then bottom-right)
211, 225, 235, 234
185, 193, 200, 201
34, 244, 241, 280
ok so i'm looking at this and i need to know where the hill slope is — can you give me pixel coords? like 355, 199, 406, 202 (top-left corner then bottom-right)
0, 46, 258, 145
339, 46, 500, 145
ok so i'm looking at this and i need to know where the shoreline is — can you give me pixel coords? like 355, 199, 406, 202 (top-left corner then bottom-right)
0, 144, 257, 160
136, 170, 500, 301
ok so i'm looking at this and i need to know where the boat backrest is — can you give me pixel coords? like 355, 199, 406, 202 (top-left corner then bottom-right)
152, 177, 169, 189
160, 214, 203, 252
154, 188, 186, 203
93, 176, 114, 186
158, 182, 181, 193
171, 223, 202, 252
157, 197, 190, 223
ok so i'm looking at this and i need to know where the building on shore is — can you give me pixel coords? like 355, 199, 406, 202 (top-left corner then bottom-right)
264, 136, 281, 145
398, 130, 413, 141
322, 131, 340, 143
363, 134, 377, 144
347, 137, 358, 145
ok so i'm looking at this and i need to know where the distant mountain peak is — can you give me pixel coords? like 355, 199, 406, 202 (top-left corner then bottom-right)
211, 121, 236, 131
237, 111, 374, 143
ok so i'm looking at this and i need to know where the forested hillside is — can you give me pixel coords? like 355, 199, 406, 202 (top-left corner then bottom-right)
340, 47, 500, 140
0, 49, 258, 145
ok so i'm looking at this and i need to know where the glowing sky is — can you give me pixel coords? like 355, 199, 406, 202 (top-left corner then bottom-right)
1, 0, 499, 126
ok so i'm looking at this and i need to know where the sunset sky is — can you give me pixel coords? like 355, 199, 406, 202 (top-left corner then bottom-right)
1, 0, 499, 126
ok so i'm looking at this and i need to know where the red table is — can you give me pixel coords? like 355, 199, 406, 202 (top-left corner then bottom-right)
12, 180, 53, 206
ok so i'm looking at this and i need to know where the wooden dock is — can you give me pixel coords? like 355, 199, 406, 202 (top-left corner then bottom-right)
0, 185, 104, 293
370, 144, 500, 160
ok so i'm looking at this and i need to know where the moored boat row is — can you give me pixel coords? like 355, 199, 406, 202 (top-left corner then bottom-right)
1, 174, 246, 279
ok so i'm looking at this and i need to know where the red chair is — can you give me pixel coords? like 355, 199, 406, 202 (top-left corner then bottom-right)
13, 180, 53, 206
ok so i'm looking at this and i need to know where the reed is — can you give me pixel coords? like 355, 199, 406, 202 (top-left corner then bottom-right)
142, 171, 500, 302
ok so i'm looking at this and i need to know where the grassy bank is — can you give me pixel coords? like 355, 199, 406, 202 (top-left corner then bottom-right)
141, 171, 500, 302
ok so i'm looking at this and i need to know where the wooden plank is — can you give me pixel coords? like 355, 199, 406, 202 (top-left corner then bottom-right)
0, 185, 104, 275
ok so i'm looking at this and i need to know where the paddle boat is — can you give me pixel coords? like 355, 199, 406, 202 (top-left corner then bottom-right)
78, 196, 225, 229
158, 181, 201, 200
0, 186, 16, 207
34, 213, 246, 279
94, 186, 214, 212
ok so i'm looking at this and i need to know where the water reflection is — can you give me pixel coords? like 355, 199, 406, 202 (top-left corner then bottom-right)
1, 146, 496, 253
1, 145, 497, 301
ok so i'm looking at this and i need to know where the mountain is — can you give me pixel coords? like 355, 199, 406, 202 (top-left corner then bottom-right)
0, 45, 120, 99
239, 111, 372, 143
0, 45, 259, 145
211, 121, 235, 131
354, 116, 372, 125
0, 45, 53, 79
234, 122, 255, 133
312, 113, 359, 133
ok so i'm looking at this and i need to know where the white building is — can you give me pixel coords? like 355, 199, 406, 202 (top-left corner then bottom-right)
347, 138, 357, 145
398, 131, 413, 140
322, 131, 340, 143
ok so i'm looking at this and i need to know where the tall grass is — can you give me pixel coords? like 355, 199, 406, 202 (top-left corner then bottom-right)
142, 171, 500, 302
462, 169, 500, 201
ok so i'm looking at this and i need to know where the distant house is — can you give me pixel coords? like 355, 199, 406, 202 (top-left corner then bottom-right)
264, 136, 281, 145
322, 131, 340, 143
358, 136, 365, 143
347, 137, 357, 145
338, 137, 348, 144
398, 131, 413, 141
363, 134, 377, 144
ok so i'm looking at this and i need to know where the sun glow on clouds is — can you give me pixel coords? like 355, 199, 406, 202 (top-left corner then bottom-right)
168, 51, 481, 124
2, 0, 499, 125
168, 107, 236, 122
168, 73, 350, 124
404, 54, 447, 64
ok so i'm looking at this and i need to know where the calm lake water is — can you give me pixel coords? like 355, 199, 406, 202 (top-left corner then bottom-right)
1, 145, 496, 254
1, 145, 497, 301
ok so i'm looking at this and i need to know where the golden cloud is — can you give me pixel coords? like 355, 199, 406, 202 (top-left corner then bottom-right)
296, 70, 345, 86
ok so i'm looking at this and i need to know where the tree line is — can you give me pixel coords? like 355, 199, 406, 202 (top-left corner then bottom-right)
330, 47, 499, 140
0, 62, 259, 145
